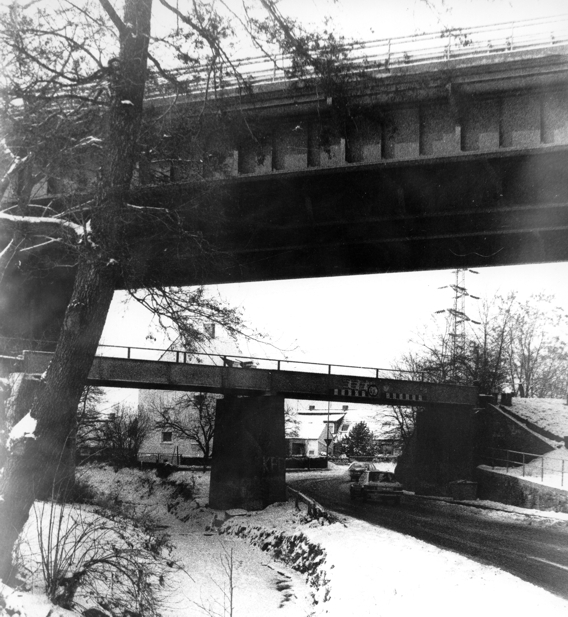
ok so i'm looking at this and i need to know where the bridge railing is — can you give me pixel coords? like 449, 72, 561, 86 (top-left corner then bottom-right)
146, 14, 568, 99
92, 342, 425, 382
482, 447, 568, 488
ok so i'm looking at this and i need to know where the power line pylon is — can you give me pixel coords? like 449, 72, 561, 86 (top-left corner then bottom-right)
435, 268, 480, 382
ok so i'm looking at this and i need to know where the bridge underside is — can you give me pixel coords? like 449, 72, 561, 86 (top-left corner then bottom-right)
3, 143, 568, 351
134, 147, 568, 286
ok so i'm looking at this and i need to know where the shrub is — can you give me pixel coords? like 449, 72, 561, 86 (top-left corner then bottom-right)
14, 498, 178, 616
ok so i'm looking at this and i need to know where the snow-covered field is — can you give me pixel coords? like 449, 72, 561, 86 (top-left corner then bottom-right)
2, 464, 568, 617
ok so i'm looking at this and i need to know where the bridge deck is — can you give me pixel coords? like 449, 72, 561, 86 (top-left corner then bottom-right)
23, 349, 477, 407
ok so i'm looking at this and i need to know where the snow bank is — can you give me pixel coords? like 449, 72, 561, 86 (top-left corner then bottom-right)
221, 500, 568, 617
0, 582, 75, 617
7, 412, 37, 450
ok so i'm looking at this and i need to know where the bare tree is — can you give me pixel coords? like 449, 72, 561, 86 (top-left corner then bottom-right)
0, 0, 155, 581
95, 403, 152, 467
401, 291, 568, 398
76, 385, 106, 453
149, 392, 216, 460
380, 406, 418, 445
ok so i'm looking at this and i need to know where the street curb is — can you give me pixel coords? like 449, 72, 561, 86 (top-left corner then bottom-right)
408, 491, 568, 521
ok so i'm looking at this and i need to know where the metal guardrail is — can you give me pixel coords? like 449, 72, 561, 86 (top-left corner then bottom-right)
146, 14, 568, 98
483, 447, 568, 488
0, 336, 426, 382
92, 341, 426, 381
287, 485, 343, 524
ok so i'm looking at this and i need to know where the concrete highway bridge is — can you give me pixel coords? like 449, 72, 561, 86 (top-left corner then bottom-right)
135, 15, 568, 286
5, 16, 568, 347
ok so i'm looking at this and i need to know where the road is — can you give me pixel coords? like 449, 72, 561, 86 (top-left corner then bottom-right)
288, 470, 568, 600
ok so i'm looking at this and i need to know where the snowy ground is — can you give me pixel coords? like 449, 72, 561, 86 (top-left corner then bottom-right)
3, 464, 568, 617
505, 397, 568, 438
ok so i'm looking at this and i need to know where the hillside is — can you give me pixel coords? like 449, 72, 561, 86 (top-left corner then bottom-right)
504, 398, 568, 439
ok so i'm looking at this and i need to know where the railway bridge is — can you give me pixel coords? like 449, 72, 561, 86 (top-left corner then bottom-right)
18, 347, 478, 509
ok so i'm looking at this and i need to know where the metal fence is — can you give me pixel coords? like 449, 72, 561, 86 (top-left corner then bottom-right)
2, 336, 427, 381
482, 447, 568, 488
93, 341, 426, 382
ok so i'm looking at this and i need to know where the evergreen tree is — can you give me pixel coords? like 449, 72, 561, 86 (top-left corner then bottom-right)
340, 421, 376, 457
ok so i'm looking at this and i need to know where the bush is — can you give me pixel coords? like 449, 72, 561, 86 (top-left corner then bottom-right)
14, 497, 178, 616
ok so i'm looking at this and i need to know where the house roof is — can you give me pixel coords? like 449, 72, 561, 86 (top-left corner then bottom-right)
294, 413, 344, 440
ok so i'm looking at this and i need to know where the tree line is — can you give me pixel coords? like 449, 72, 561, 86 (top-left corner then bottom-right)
401, 291, 568, 398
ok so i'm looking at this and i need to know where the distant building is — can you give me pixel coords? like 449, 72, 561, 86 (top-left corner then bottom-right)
138, 390, 209, 462
286, 401, 398, 457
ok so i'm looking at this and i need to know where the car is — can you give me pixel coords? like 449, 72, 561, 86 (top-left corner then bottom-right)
347, 461, 377, 482
349, 470, 403, 504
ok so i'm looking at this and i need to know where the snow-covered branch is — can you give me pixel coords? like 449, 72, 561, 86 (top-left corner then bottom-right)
0, 211, 85, 244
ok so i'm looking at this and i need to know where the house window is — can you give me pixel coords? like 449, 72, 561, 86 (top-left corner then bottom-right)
342, 405, 349, 411
309, 405, 315, 410
161, 431, 173, 443
291, 442, 306, 456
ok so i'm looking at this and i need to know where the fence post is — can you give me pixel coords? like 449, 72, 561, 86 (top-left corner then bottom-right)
541, 457, 544, 482
127, 347, 131, 359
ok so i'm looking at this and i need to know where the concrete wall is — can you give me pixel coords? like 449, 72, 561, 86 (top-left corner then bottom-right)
476, 467, 568, 513
475, 403, 554, 457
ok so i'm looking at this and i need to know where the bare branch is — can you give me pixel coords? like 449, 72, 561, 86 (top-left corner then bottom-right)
0, 144, 31, 203
98, 0, 128, 38
0, 238, 24, 285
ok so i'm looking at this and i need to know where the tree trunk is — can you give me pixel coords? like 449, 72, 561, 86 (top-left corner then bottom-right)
0, 0, 153, 583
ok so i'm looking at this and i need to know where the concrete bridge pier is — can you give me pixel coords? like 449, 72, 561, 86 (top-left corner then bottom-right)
398, 404, 477, 497
209, 395, 287, 511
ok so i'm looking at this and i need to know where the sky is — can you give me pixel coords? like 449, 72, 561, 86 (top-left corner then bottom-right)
101, 0, 568, 407
102, 261, 568, 373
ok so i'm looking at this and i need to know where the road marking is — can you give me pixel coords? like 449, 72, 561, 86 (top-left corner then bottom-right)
529, 556, 568, 572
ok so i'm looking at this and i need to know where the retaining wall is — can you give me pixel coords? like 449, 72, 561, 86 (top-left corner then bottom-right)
476, 466, 568, 513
